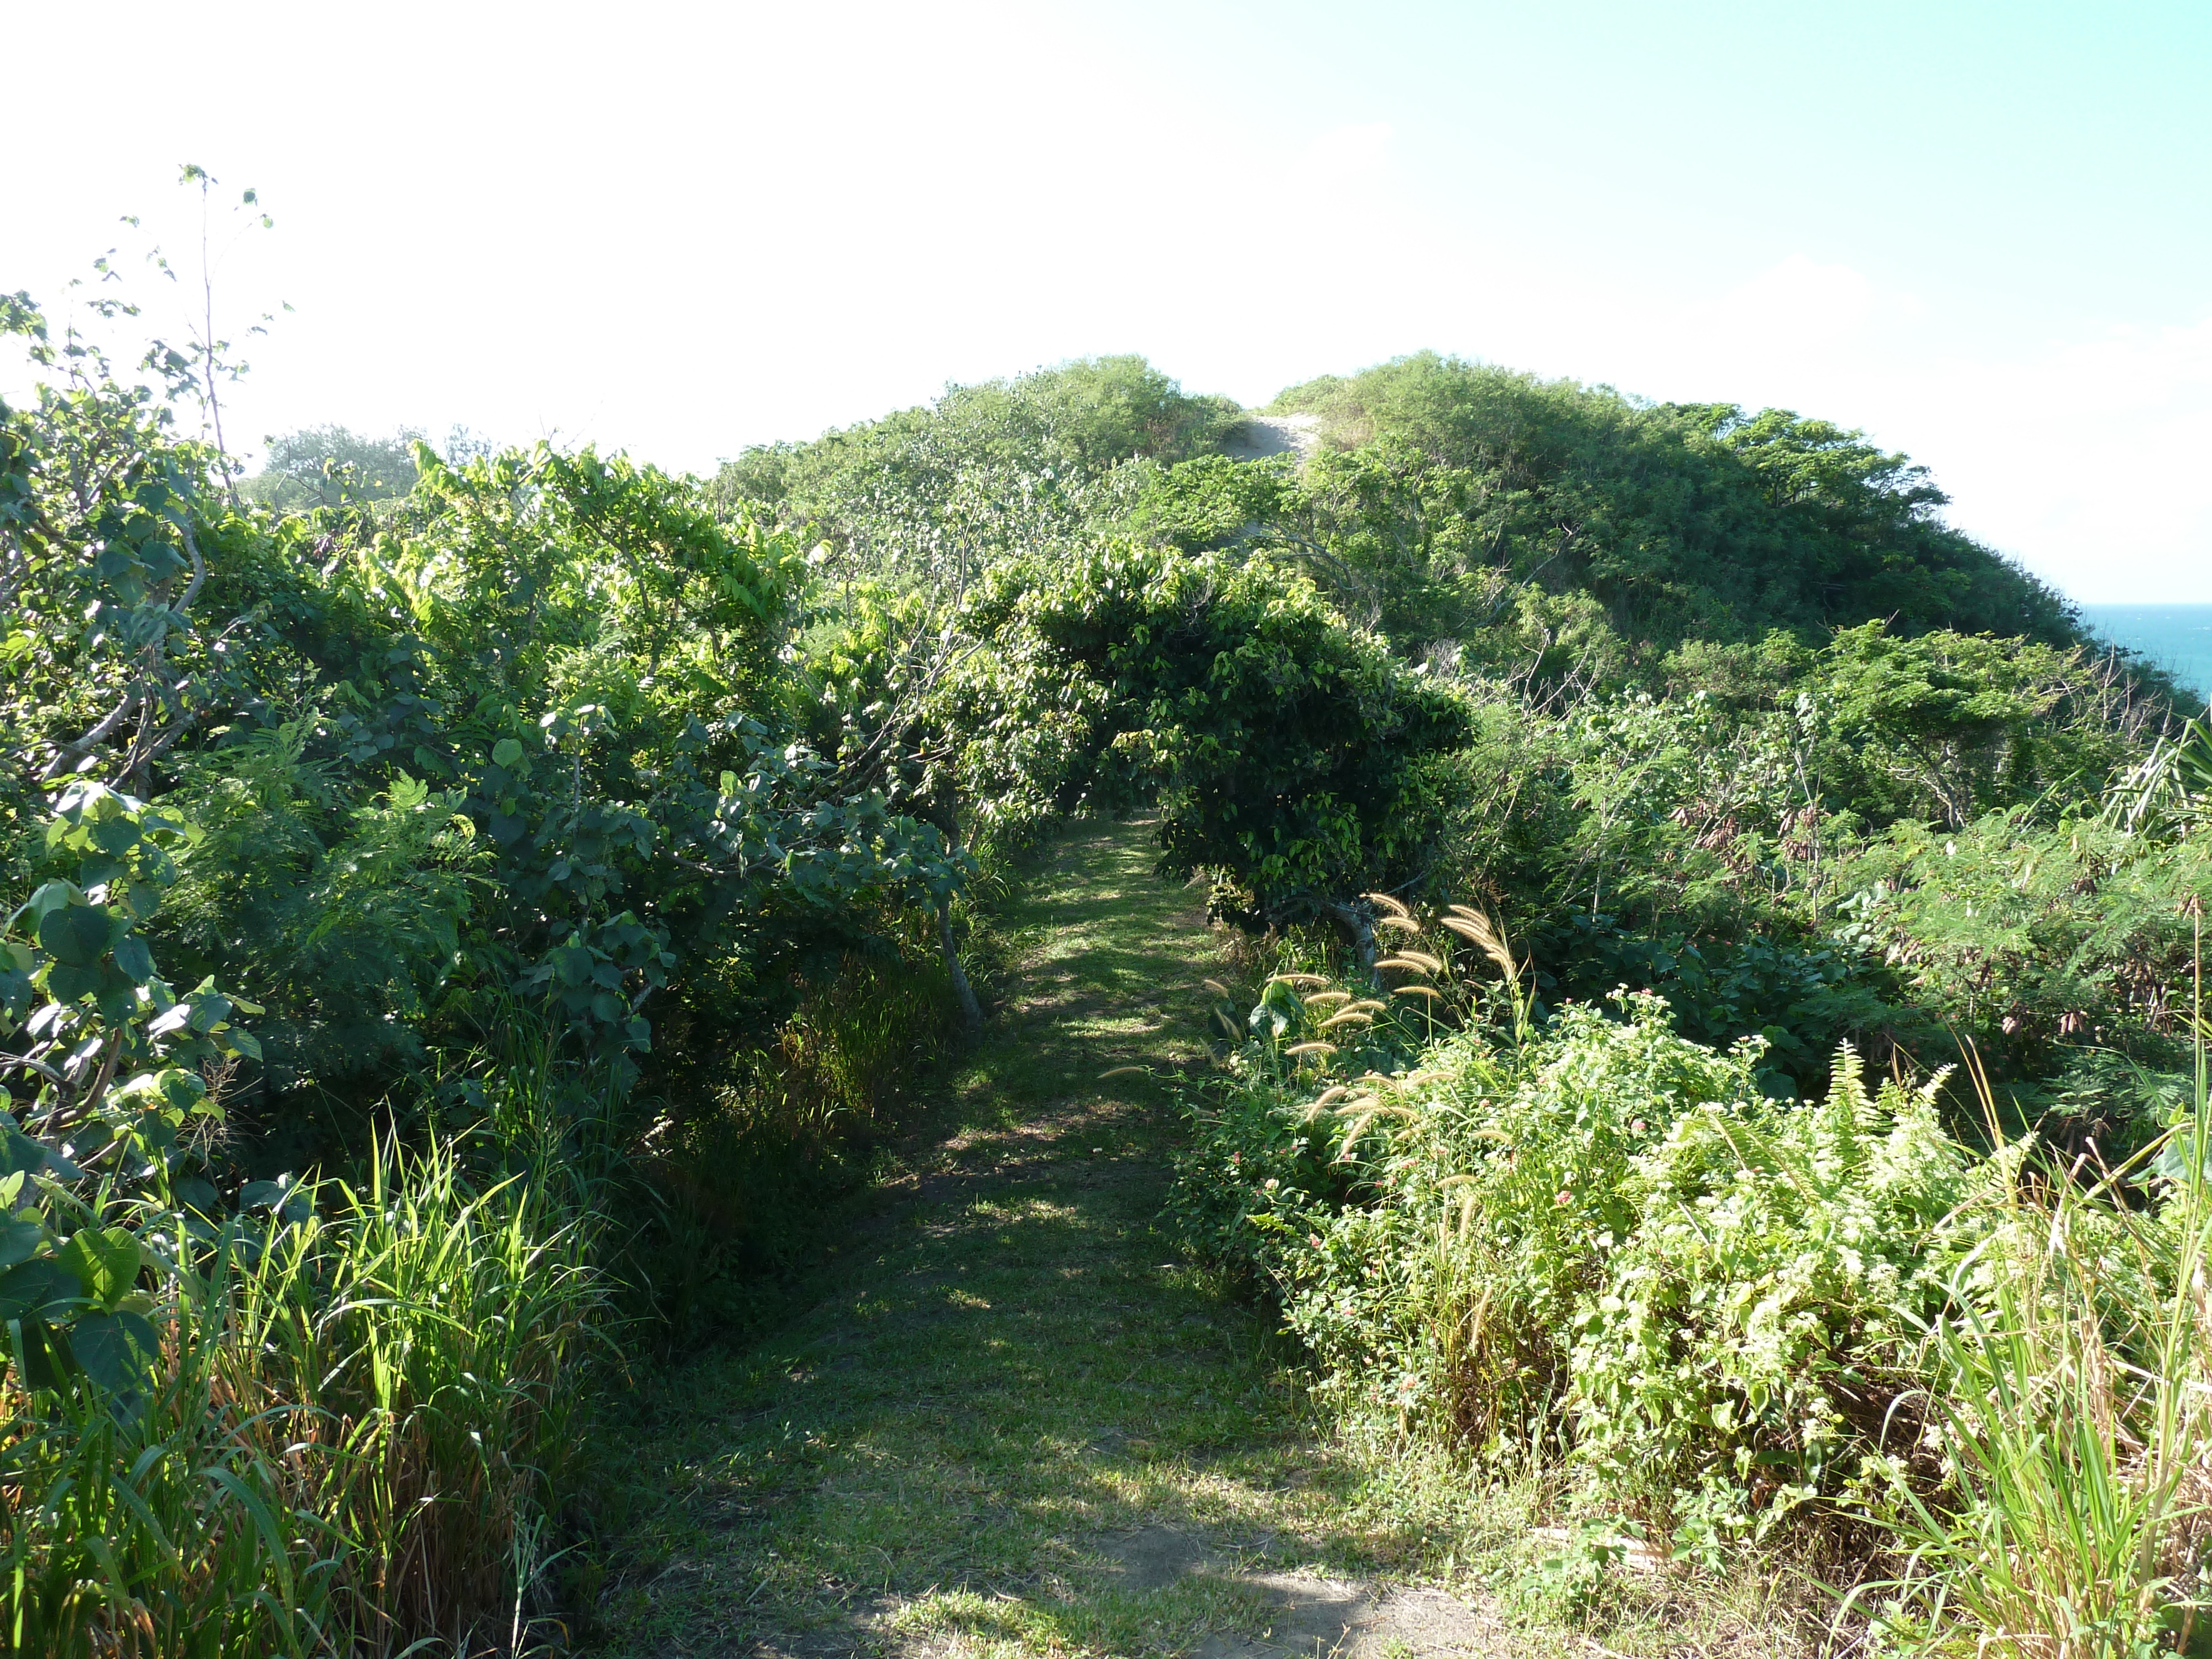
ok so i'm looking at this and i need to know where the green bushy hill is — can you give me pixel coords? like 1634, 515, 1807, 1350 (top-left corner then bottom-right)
723, 349, 2089, 669
1261, 351, 2078, 651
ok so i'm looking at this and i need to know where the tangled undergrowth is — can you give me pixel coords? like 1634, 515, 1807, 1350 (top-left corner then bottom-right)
1175, 899, 2212, 1655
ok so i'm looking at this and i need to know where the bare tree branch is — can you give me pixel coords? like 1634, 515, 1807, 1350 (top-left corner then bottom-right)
39, 687, 144, 781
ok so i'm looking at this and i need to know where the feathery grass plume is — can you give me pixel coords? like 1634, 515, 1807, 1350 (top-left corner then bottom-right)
1402, 1069, 1450, 1086
1441, 907, 1535, 1039
1305, 989, 1353, 1009
1376, 915, 1424, 935
1319, 1011, 1374, 1031
1202, 978, 1232, 999
1302, 1083, 1352, 1121
1335, 1093, 1384, 1114
1374, 956, 1434, 975
1347, 999, 1389, 1014
1285, 1041, 1338, 1058
1364, 1105, 1416, 1124
1363, 891, 1411, 919
1438, 910, 1517, 980
1099, 1066, 1147, 1079
1268, 972, 1331, 989
1336, 1101, 1416, 1157
1397, 949, 1446, 974
1394, 984, 1444, 1000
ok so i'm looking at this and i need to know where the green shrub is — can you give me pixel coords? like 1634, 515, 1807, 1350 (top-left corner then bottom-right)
1567, 1048, 1979, 1558
1175, 926, 1990, 1559
960, 538, 1472, 930
1834, 810, 2212, 1083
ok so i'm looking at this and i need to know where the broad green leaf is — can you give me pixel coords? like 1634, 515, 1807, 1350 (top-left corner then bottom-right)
20, 880, 85, 924
492, 737, 525, 767
15, 1319, 74, 1391
37, 902, 114, 968
0, 1218, 44, 1268
156, 1068, 207, 1113
71, 1310, 160, 1392
90, 816, 142, 857
0, 962, 29, 1020
1, 1125, 50, 1179
0, 1258, 84, 1322
76, 853, 126, 889
111, 932, 155, 984
45, 961, 102, 1002
54, 1227, 140, 1310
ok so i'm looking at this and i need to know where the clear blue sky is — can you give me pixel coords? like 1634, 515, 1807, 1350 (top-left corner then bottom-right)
8, 1, 2209, 599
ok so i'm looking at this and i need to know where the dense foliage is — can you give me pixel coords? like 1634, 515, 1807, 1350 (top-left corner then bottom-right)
0, 283, 976, 1651
1174, 979, 1987, 1554
946, 538, 1471, 928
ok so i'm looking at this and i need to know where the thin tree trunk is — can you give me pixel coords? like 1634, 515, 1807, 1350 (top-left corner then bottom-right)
938, 897, 983, 1032
1316, 899, 1378, 971
934, 798, 984, 1033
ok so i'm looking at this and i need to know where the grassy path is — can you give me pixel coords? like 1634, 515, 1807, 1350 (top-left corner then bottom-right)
580, 824, 1559, 1657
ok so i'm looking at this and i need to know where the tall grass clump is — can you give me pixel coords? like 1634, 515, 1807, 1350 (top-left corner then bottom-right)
1, 1136, 605, 1657
1862, 955, 2212, 1655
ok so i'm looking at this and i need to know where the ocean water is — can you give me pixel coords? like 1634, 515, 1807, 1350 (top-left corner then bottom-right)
2078, 604, 2212, 703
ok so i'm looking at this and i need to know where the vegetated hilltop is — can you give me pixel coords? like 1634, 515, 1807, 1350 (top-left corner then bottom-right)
1265, 352, 2078, 649
726, 348, 2086, 662
703, 348, 2212, 1653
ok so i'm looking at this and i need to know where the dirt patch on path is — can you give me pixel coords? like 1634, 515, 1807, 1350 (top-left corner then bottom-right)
1095, 1526, 1504, 1658
1220, 416, 1321, 463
